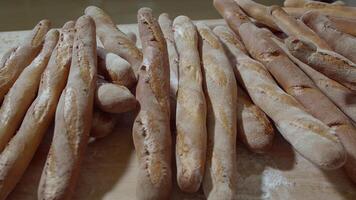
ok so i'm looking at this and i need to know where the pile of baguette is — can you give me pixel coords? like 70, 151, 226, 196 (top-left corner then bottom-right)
0, 0, 355, 199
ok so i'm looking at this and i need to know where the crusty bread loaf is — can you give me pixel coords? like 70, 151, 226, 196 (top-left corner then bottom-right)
269, 6, 331, 50
0, 29, 58, 153
214, 26, 275, 154
327, 16, 356, 37
97, 47, 136, 88
197, 23, 238, 200
95, 78, 137, 114
282, 7, 356, 19
85, 6, 142, 76
284, 0, 346, 7
133, 8, 172, 200
173, 15, 207, 193
0, 19, 50, 101
214, 0, 346, 170
285, 37, 356, 92
38, 16, 97, 200
90, 109, 117, 139
301, 11, 356, 63
0, 22, 74, 200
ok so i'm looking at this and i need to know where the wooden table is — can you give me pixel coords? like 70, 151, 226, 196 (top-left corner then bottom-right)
0, 19, 355, 200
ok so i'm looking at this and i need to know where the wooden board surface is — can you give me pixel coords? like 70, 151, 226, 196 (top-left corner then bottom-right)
0, 19, 355, 200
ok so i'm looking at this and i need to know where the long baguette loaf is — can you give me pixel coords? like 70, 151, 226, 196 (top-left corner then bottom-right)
95, 78, 137, 114
90, 109, 117, 139
284, 0, 346, 7
197, 23, 238, 200
0, 22, 74, 200
285, 37, 356, 92
282, 7, 356, 19
85, 6, 142, 76
38, 16, 97, 200
327, 16, 356, 37
233, 0, 280, 31
214, 26, 275, 153
274, 38, 356, 182
269, 6, 331, 50
173, 16, 207, 193
158, 13, 179, 101
97, 47, 136, 88
133, 8, 172, 200
301, 11, 356, 63
214, 0, 346, 169
0, 20, 50, 101
0, 29, 58, 153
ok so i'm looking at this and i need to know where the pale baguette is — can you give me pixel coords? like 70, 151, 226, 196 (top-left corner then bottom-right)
0, 29, 58, 153
38, 16, 97, 200
95, 78, 137, 114
327, 16, 356, 37
90, 109, 117, 139
282, 7, 356, 19
269, 6, 331, 50
197, 23, 238, 200
214, 0, 346, 169
97, 47, 136, 88
85, 6, 142, 76
214, 26, 275, 153
173, 16, 207, 193
133, 8, 172, 200
284, 0, 346, 7
274, 38, 356, 182
285, 37, 356, 92
0, 22, 74, 200
0, 20, 50, 101
301, 11, 356, 63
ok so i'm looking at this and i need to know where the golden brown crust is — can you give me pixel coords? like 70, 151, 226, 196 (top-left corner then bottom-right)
197, 23, 238, 200
85, 6, 142, 77
0, 19, 50, 101
0, 29, 58, 154
173, 15, 207, 193
38, 16, 97, 200
301, 11, 356, 63
214, 26, 275, 154
133, 7, 172, 200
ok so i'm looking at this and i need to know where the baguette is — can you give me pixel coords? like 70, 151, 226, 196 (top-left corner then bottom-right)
214, 26, 275, 153
282, 7, 356, 19
285, 37, 356, 92
85, 6, 142, 76
269, 6, 331, 50
214, 0, 346, 169
284, 0, 346, 7
90, 109, 117, 139
158, 13, 179, 101
173, 16, 207, 193
95, 78, 137, 114
133, 8, 172, 200
0, 29, 58, 153
233, 0, 280, 31
327, 16, 356, 37
38, 15, 97, 200
0, 22, 74, 200
0, 19, 50, 101
197, 23, 237, 200
274, 38, 356, 182
301, 11, 356, 63
97, 47, 136, 88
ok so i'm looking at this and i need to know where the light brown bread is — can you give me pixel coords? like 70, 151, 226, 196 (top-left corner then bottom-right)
132, 8, 172, 200
97, 47, 136, 88
85, 6, 142, 76
95, 78, 137, 114
285, 37, 356, 92
282, 7, 356, 19
197, 23, 238, 200
301, 11, 356, 63
214, 0, 346, 169
0, 29, 58, 153
0, 22, 73, 200
38, 16, 97, 200
173, 15, 207, 193
327, 16, 356, 37
214, 26, 275, 153
0, 19, 50, 101
284, 0, 346, 7
269, 6, 331, 50
90, 109, 117, 139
